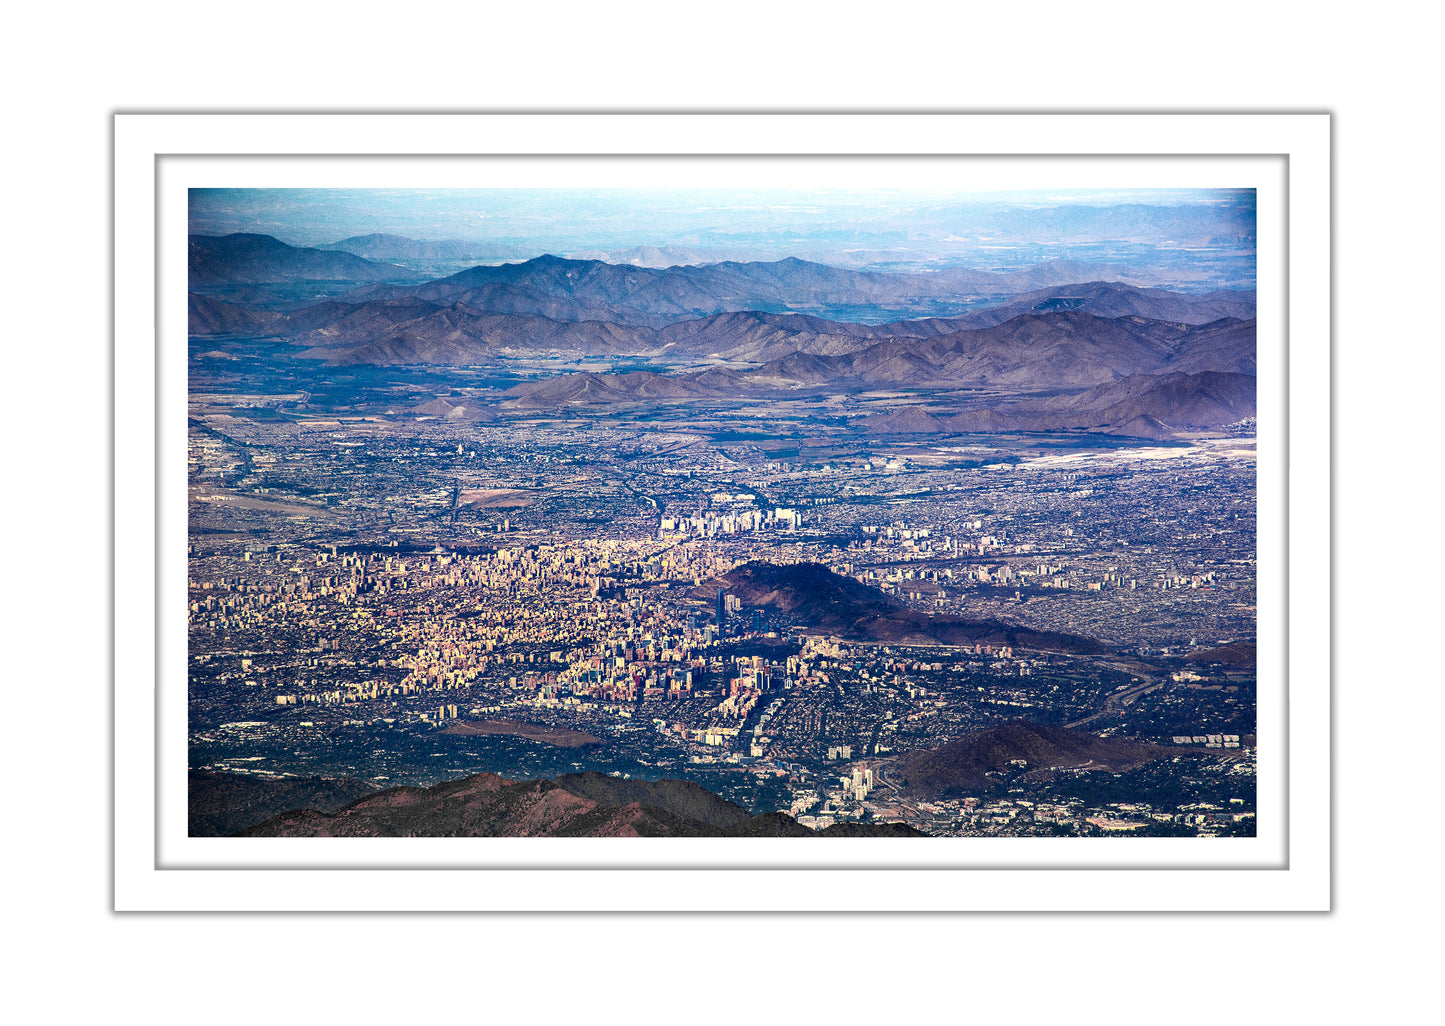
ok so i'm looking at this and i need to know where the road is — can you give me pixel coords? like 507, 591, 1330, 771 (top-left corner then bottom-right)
1064, 677, 1163, 729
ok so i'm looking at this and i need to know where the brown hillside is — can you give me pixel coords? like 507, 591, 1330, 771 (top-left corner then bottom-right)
894, 721, 1174, 798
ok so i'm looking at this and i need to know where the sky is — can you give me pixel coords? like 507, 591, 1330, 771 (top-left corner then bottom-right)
188, 187, 1256, 283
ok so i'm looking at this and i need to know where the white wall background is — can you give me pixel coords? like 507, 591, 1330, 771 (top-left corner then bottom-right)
3, 3, 1433, 1022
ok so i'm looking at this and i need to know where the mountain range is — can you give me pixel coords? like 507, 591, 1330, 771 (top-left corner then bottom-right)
860, 369, 1256, 439
188, 236, 1256, 438
191, 237, 1251, 327
198, 297, 1254, 399
189, 233, 410, 284
497, 312, 1256, 434
191, 274, 1256, 427
703, 311, 1257, 390
317, 233, 532, 263
948, 280, 1255, 328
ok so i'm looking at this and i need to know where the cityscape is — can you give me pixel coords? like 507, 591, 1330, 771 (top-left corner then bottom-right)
187, 187, 1258, 838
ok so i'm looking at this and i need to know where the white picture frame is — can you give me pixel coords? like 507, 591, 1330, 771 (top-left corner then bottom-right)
114, 112, 1331, 911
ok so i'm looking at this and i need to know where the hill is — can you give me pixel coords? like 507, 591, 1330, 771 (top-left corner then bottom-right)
235, 770, 928, 837
187, 293, 285, 336
704, 562, 1106, 654
1038, 369, 1255, 432
1185, 641, 1257, 667
501, 370, 715, 408
864, 369, 1256, 439
300, 304, 652, 366
742, 311, 1224, 390
190, 267, 1257, 400
331, 255, 1178, 328
952, 281, 1255, 327
188, 769, 379, 836
893, 721, 1175, 798
496, 312, 1256, 410
189, 233, 409, 285
551, 772, 758, 828
317, 233, 525, 262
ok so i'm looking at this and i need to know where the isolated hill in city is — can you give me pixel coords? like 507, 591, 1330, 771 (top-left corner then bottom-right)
703, 562, 1107, 654
189, 769, 380, 837
893, 721, 1175, 798
235, 770, 927, 837
707, 561, 897, 620
1185, 641, 1257, 667
189, 233, 410, 285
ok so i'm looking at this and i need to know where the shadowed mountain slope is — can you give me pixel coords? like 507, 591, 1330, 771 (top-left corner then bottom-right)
863, 369, 1256, 439
501, 314, 1256, 426
314, 255, 1242, 328
189, 770, 380, 837
190, 233, 410, 285
187, 293, 285, 335
947, 281, 1255, 328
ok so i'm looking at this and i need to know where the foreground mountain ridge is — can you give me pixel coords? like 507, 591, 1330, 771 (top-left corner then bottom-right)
235, 770, 927, 837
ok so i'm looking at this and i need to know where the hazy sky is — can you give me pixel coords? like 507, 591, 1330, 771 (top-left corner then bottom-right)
188, 187, 1256, 280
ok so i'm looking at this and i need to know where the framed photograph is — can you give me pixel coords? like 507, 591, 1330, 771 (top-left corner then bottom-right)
114, 112, 1331, 911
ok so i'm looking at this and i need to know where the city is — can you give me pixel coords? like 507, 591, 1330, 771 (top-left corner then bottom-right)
187, 187, 1258, 837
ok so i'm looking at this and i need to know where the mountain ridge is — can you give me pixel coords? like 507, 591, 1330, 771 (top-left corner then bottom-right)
189, 233, 411, 285
234, 769, 928, 837
192, 240, 1253, 329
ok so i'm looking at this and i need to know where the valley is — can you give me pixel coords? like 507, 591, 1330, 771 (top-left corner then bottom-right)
186, 200, 1259, 839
